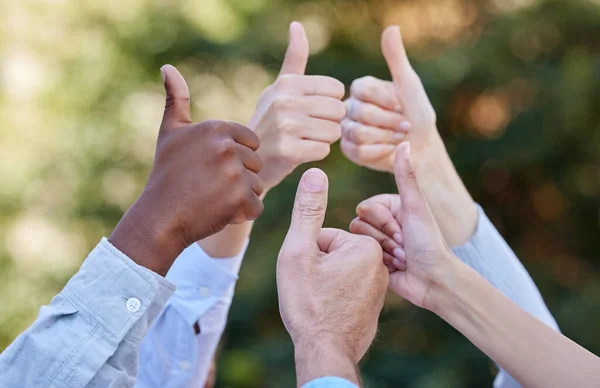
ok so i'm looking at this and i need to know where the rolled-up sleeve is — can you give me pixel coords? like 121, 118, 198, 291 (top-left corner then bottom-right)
0, 238, 175, 388
137, 240, 247, 388
451, 205, 559, 388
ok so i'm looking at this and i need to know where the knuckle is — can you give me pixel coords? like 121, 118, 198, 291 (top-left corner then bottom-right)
332, 100, 346, 121
217, 137, 236, 158
277, 114, 297, 133
294, 199, 326, 219
330, 123, 342, 143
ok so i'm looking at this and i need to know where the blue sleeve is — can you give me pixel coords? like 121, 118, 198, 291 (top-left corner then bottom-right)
452, 205, 560, 388
137, 241, 246, 388
0, 238, 175, 388
302, 377, 358, 388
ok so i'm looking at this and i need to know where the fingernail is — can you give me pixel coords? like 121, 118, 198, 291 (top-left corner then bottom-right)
303, 170, 327, 192
160, 67, 166, 83
398, 121, 411, 131
393, 133, 405, 142
403, 142, 411, 160
393, 233, 403, 244
393, 248, 406, 261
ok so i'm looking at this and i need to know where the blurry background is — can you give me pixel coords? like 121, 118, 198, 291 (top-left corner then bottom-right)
1, 0, 600, 386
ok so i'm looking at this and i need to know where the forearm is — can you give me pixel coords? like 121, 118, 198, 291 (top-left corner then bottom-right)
295, 338, 360, 387
430, 260, 600, 388
416, 132, 478, 247
199, 222, 254, 257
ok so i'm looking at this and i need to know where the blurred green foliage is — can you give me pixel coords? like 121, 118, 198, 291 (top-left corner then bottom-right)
1, 0, 599, 386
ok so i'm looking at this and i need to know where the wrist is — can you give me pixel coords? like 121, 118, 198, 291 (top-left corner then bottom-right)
294, 334, 359, 387
109, 192, 185, 276
425, 255, 475, 320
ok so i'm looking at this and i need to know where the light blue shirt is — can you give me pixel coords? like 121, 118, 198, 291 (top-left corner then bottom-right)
0, 238, 176, 388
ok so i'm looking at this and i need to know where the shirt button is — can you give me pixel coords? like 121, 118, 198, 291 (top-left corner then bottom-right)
199, 287, 211, 298
126, 297, 141, 313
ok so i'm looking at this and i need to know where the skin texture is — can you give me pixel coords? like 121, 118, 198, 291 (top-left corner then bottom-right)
360, 142, 600, 388
108, 65, 264, 276
342, 26, 477, 247
276, 169, 388, 387
199, 21, 345, 258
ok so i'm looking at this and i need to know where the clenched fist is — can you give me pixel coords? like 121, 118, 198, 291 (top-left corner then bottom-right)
110, 65, 264, 275
248, 22, 345, 190
277, 168, 388, 386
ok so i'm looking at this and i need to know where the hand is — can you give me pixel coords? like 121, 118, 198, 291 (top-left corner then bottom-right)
341, 26, 437, 173
352, 142, 457, 309
277, 168, 388, 385
109, 65, 264, 275
248, 22, 345, 190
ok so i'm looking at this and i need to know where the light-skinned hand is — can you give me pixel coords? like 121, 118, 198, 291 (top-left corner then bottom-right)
248, 22, 345, 191
341, 26, 437, 172
277, 168, 388, 386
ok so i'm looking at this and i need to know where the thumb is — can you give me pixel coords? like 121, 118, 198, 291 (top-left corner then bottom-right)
279, 21, 309, 76
393, 142, 432, 224
284, 168, 329, 251
160, 64, 192, 132
381, 26, 414, 86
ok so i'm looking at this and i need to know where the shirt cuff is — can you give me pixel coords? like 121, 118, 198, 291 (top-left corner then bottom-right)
60, 238, 176, 342
302, 377, 358, 388
164, 240, 248, 326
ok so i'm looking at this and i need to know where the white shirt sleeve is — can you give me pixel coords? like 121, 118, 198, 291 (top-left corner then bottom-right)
136, 240, 247, 388
451, 205, 559, 388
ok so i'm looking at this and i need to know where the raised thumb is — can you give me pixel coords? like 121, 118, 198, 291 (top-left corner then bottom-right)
284, 168, 329, 251
381, 26, 414, 86
393, 142, 429, 223
279, 21, 309, 76
160, 64, 192, 132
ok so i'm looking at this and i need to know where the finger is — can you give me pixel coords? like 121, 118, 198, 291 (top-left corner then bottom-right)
247, 170, 264, 197
350, 76, 400, 112
381, 26, 415, 86
392, 256, 407, 271
222, 121, 260, 151
345, 99, 411, 132
298, 117, 342, 144
285, 168, 329, 250
349, 218, 399, 255
276, 75, 345, 98
393, 142, 432, 223
317, 227, 347, 253
341, 138, 396, 163
355, 198, 402, 237
236, 144, 262, 174
383, 252, 399, 272
342, 118, 405, 145
243, 192, 264, 222
303, 96, 346, 122
279, 21, 309, 76
160, 65, 192, 131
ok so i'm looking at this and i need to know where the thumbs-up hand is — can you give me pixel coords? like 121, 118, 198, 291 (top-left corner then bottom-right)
341, 26, 437, 173
248, 22, 345, 191
351, 143, 459, 310
110, 65, 264, 276
276, 169, 388, 384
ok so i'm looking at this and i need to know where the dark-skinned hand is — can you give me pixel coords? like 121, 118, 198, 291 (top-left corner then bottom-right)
109, 65, 264, 276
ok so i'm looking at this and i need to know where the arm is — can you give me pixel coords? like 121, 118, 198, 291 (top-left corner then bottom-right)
380, 142, 600, 388
430, 259, 599, 388
0, 65, 263, 388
